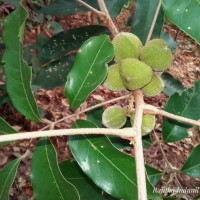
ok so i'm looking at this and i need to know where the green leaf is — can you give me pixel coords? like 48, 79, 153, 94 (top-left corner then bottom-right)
161, 72, 184, 96
31, 138, 79, 200
38, 0, 96, 15
2, 3, 40, 121
131, 0, 164, 44
87, 107, 104, 128
69, 119, 161, 200
38, 0, 127, 18
181, 144, 200, 178
142, 135, 153, 147
0, 158, 21, 200
103, 0, 128, 18
38, 25, 110, 61
160, 31, 178, 50
60, 159, 114, 200
146, 165, 162, 186
65, 35, 114, 110
0, 117, 18, 146
0, 0, 19, 7
163, 81, 200, 142
0, 95, 10, 107
162, 0, 200, 44
33, 55, 75, 88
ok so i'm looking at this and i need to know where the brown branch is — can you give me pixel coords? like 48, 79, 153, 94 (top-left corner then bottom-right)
132, 90, 147, 200
153, 131, 193, 200
40, 94, 131, 131
143, 104, 200, 127
97, 0, 119, 36
145, 0, 162, 44
0, 128, 134, 143
76, 0, 106, 17
76, 0, 118, 36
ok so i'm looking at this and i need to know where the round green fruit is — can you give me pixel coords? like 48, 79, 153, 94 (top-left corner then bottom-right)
140, 39, 173, 71
102, 105, 127, 129
112, 32, 142, 62
104, 64, 126, 92
142, 73, 164, 96
141, 114, 156, 135
119, 58, 153, 90
131, 114, 156, 136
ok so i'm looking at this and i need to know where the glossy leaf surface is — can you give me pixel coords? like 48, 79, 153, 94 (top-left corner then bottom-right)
0, 117, 17, 146
65, 35, 114, 110
131, 0, 164, 44
31, 138, 79, 200
161, 72, 184, 96
162, 0, 200, 44
60, 160, 115, 200
33, 55, 75, 88
2, 3, 40, 121
0, 158, 21, 200
69, 120, 161, 200
163, 81, 200, 142
38, 25, 110, 61
181, 144, 200, 178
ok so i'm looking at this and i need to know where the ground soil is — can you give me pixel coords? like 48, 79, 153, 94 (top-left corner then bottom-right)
0, 4, 200, 200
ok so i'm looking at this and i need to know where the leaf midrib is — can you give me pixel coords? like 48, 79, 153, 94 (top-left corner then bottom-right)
0, 159, 20, 199
83, 135, 137, 188
45, 140, 65, 200
71, 36, 108, 107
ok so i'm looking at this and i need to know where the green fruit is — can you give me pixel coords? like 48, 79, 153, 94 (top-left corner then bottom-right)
119, 58, 153, 90
104, 64, 126, 92
142, 73, 164, 96
112, 32, 142, 62
102, 105, 127, 128
141, 114, 156, 135
140, 39, 173, 71
131, 114, 156, 136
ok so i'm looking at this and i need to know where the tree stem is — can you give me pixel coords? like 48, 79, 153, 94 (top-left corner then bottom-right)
76, 0, 106, 17
40, 94, 131, 131
0, 128, 134, 143
132, 90, 147, 200
143, 104, 200, 126
145, 0, 162, 44
97, 0, 119, 36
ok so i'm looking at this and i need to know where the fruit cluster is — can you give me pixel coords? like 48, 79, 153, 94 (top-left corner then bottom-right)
102, 32, 173, 135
